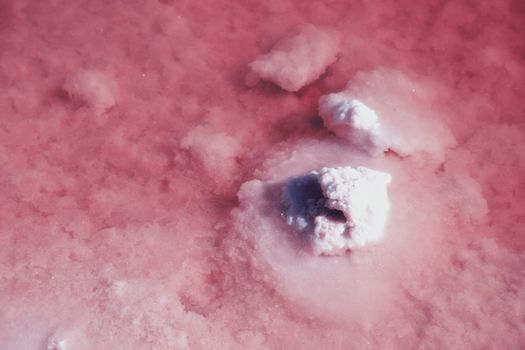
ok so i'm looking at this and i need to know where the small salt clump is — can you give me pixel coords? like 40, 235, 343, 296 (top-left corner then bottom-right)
318, 94, 382, 154
282, 166, 392, 256
247, 24, 341, 92
318, 69, 456, 160
63, 68, 117, 115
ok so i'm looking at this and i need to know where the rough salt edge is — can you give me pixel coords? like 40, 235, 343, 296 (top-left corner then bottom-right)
282, 165, 392, 256
318, 95, 383, 155
312, 215, 349, 256
315, 166, 392, 255
247, 24, 341, 92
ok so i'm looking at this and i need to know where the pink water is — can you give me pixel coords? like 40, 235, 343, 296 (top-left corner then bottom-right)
1, 1, 524, 349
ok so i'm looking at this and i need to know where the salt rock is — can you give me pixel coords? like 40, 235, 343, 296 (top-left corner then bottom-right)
247, 24, 341, 92
318, 95, 381, 154
282, 165, 392, 255
318, 69, 456, 160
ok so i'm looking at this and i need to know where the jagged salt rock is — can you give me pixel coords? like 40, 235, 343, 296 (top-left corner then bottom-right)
282, 166, 391, 255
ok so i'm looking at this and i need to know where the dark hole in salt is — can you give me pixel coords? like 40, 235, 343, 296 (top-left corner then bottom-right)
281, 172, 346, 233
325, 207, 346, 222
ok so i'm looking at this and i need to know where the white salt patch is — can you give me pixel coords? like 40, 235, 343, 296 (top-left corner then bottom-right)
63, 69, 117, 115
318, 96, 382, 154
180, 125, 240, 179
319, 69, 456, 161
316, 166, 392, 252
247, 24, 341, 92
312, 215, 348, 254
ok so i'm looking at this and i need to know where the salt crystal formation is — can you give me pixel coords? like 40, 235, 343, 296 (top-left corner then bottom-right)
247, 24, 341, 92
318, 95, 382, 154
282, 166, 392, 255
318, 70, 456, 160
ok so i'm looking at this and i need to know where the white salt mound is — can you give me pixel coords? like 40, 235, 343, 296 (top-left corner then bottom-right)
282, 165, 392, 256
318, 95, 382, 154
319, 69, 456, 161
63, 69, 117, 114
247, 24, 341, 92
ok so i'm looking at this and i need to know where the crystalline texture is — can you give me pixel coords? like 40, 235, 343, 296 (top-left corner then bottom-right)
318, 94, 382, 154
282, 166, 392, 255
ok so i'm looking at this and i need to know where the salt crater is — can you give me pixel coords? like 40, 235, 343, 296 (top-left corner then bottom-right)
282, 166, 392, 255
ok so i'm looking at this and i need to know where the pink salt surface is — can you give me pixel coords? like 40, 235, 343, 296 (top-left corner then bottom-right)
1, 1, 525, 349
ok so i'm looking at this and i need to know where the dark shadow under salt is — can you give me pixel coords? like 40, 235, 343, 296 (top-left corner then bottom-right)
281, 172, 346, 235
